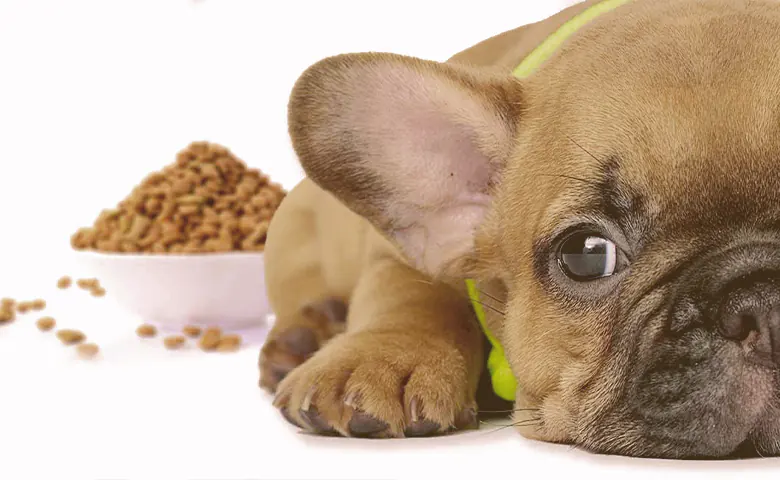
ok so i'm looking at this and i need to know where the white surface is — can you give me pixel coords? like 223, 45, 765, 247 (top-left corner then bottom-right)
1, 0, 778, 479
75, 250, 269, 329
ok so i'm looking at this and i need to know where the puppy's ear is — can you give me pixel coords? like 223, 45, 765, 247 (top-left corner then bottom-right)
288, 52, 524, 277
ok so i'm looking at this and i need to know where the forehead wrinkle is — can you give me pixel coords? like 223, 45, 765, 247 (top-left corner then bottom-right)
584, 156, 651, 245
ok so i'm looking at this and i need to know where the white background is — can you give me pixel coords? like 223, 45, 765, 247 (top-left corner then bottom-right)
0, 1, 777, 479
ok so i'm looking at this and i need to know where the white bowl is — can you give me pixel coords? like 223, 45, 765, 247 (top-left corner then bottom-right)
74, 250, 270, 330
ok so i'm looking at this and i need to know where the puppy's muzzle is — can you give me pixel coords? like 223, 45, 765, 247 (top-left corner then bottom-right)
716, 272, 780, 368
627, 242, 780, 458
671, 240, 780, 360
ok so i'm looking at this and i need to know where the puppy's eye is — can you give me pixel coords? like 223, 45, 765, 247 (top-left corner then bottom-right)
557, 232, 618, 281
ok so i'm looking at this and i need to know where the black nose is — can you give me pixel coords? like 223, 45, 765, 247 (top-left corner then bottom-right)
716, 276, 780, 367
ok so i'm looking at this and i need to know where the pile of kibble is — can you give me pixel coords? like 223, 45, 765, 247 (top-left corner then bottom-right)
1, 275, 244, 359
70, 141, 286, 254
0, 141, 283, 359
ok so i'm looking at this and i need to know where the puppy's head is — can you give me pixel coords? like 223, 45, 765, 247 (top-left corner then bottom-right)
287, 0, 780, 459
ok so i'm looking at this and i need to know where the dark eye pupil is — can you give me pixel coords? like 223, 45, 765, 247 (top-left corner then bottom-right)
558, 233, 616, 281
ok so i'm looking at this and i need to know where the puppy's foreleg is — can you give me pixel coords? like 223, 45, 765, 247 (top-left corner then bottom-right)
273, 257, 484, 438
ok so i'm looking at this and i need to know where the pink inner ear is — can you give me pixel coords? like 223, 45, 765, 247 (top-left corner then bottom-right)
346, 66, 504, 275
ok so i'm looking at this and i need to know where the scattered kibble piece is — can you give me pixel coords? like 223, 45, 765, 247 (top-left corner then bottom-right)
77, 278, 99, 290
57, 276, 73, 289
182, 325, 202, 338
16, 301, 32, 314
0, 299, 15, 324
199, 327, 222, 351
136, 324, 157, 338
77, 343, 100, 359
70, 141, 286, 254
0, 310, 14, 324
30, 299, 46, 311
163, 335, 186, 350
36, 317, 56, 331
90, 287, 106, 297
216, 334, 242, 352
56, 329, 86, 345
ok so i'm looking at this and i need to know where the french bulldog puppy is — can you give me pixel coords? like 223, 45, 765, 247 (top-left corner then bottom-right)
259, 0, 780, 459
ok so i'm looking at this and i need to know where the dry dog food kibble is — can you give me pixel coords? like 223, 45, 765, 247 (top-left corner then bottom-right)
31, 299, 46, 311
36, 317, 56, 332
57, 276, 73, 289
56, 329, 86, 345
16, 302, 32, 314
76, 278, 105, 298
164, 335, 186, 350
216, 334, 242, 352
77, 343, 100, 359
136, 324, 157, 338
0, 298, 16, 324
70, 141, 286, 254
77, 278, 99, 290
182, 325, 202, 338
199, 327, 222, 351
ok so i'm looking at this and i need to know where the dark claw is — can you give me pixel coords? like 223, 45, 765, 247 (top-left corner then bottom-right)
278, 327, 319, 357
280, 408, 302, 428
300, 407, 338, 435
348, 411, 389, 437
404, 419, 441, 437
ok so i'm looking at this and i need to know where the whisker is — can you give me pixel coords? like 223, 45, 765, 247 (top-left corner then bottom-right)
539, 173, 599, 187
409, 279, 505, 317
480, 421, 541, 429
480, 414, 542, 427
478, 420, 543, 436
475, 289, 506, 307
471, 299, 506, 317
566, 134, 603, 164
510, 418, 542, 426
478, 408, 539, 414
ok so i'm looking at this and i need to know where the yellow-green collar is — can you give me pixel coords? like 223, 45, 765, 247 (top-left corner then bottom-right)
467, 0, 633, 403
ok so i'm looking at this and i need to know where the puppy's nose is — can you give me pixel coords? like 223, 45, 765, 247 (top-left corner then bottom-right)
717, 277, 780, 366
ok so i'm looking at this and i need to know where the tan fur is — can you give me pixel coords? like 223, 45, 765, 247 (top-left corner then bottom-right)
260, 0, 780, 456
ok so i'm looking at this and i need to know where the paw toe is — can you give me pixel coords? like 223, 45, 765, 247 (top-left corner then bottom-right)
278, 326, 319, 357
300, 407, 338, 435
348, 411, 390, 438
280, 408, 302, 428
404, 419, 441, 437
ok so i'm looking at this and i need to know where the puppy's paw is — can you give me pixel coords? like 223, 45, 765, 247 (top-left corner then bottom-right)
273, 330, 478, 438
259, 298, 347, 392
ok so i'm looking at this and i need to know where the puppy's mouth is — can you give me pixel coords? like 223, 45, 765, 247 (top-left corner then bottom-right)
584, 241, 780, 459
628, 327, 780, 459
